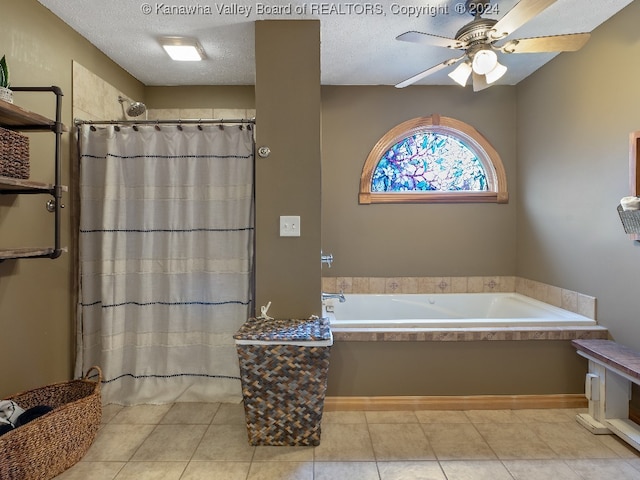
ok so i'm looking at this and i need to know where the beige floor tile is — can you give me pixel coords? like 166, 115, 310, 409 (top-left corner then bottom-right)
422, 423, 496, 461
211, 402, 246, 424
322, 410, 367, 424
513, 409, 576, 424
159, 402, 220, 425
102, 404, 125, 423
61, 405, 639, 480
378, 461, 447, 480
474, 424, 556, 460
181, 461, 251, 479
415, 410, 471, 424
82, 424, 155, 462
110, 404, 172, 425
253, 445, 314, 462
597, 433, 640, 459
54, 461, 125, 479
366, 410, 419, 424
192, 423, 256, 461
131, 424, 207, 461
246, 461, 314, 480
466, 410, 523, 424
625, 457, 640, 470
113, 461, 187, 479
314, 461, 380, 480
440, 460, 515, 480
369, 424, 436, 461
528, 422, 619, 459
503, 460, 581, 480
565, 459, 640, 479
313, 423, 376, 461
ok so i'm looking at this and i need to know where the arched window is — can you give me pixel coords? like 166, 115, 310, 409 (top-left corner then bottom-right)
359, 114, 508, 204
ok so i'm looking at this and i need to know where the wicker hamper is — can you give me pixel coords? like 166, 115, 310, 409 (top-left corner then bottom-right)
0, 366, 102, 480
234, 317, 332, 446
0, 126, 30, 179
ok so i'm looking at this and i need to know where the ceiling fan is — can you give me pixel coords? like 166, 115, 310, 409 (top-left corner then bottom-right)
395, 0, 590, 90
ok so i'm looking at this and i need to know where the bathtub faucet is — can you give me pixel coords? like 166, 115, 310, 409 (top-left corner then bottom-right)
322, 291, 346, 303
321, 251, 333, 268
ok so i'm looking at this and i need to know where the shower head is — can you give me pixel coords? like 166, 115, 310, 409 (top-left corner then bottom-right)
118, 95, 147, 118
127, 101, 146, 117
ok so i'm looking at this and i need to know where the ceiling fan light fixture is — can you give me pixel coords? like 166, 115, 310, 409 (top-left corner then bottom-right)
160, 36, 206, 61
448, 62, 472, 87
471, 49, 498, 75
485, 61, 507, 84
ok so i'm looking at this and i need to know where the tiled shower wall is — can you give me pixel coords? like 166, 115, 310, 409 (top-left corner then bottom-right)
321, 276, 597, 320
146, 108, 255, 122
72, 61, 255, 123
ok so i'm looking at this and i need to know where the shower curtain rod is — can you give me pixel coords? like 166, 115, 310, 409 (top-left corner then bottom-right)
74, 118, 255, 126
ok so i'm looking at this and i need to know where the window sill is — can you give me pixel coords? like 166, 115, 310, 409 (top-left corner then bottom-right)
359, 191, 509, 204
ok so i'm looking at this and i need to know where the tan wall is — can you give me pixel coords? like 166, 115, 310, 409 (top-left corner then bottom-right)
0, 0, 144, 397
321, 85, 517, 277
326, 341, 586, 396
516, 1, 640, 347
254, 21, 322, 319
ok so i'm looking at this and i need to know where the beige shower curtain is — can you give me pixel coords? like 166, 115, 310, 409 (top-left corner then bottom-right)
77, 122, 254, 405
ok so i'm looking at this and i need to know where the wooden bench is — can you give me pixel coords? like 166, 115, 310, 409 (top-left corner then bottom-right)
572, 339, 640, 451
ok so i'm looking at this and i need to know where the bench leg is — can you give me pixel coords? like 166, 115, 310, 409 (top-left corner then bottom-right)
576, 362, 612, 434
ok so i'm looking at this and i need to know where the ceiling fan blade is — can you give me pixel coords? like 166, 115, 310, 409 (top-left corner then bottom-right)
491, 0, 557, 40
395, 56, 464, 88
499, 33, 590, 53
396, 31, 466, 50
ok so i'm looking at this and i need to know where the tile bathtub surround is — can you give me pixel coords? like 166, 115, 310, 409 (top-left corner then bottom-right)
54, 403, 640, 480
329, 327, 609, 342
322, 276, 597, 320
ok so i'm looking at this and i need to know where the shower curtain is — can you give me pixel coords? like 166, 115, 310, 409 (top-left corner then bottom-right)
77, 123, 254, 405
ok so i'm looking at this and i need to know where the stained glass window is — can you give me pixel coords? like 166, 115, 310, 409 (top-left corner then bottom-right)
371, 132, 488, 193
359, 115, 508, 204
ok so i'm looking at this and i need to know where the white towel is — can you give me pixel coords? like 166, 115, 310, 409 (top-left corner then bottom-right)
621, 196, 640, 211
0, 400, 25, 427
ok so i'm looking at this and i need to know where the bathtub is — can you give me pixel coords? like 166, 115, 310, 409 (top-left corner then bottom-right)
323, 293, 597, 330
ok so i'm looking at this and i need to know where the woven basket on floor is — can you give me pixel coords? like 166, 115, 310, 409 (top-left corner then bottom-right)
0, 366, 102, 480
0, 126, 30, 179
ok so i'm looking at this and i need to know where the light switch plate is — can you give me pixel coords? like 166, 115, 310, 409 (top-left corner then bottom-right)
280, 216, 300, 237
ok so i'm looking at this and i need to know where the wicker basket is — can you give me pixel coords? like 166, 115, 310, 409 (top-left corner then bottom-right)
0, 366, 102, 480
235, 318, 332, 446
618, 204, 640, 234
0, 126, 30, 179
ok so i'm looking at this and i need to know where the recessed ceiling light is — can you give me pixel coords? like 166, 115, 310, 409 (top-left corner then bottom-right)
159, 37, 206, 61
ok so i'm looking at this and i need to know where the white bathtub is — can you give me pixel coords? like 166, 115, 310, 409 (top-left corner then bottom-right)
324, 293, 597, 330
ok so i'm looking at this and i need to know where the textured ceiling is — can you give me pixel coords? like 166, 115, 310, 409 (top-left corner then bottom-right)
37, 0, 633, 86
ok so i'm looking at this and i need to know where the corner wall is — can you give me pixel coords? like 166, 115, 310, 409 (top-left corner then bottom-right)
0, 0, 144, 398
516, 0, 640, 347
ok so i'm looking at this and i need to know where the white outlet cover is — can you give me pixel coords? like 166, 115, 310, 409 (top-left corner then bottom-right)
280, 216, 301, 237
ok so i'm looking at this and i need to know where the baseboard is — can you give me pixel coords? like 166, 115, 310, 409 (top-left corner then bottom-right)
324, 394, 587, 411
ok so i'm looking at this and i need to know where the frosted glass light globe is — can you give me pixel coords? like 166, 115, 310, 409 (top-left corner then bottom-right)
472, 50, 498, 75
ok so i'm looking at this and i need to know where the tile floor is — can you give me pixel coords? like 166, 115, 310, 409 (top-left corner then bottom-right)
55, 403, 640, 480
